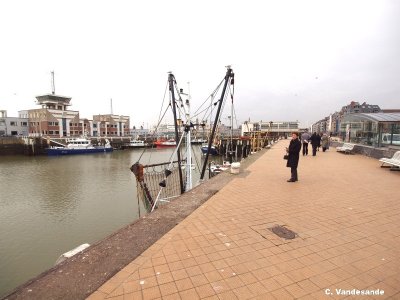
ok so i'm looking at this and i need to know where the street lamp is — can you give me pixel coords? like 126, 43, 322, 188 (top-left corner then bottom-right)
269, 121, 273, 143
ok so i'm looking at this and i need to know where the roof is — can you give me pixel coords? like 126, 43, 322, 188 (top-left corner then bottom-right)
343, 112, 400, 123
35, 94, 72, 103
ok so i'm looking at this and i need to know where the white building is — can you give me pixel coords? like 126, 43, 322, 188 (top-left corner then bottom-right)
0, 110, 29, 136
241, 121, 299, 137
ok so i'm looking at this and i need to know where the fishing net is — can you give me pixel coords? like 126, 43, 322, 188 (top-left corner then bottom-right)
130, 161, 185, 214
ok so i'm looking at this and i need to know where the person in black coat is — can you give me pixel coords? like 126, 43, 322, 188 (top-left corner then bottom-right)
286, 132, 301, 182
309, 132, 320, 156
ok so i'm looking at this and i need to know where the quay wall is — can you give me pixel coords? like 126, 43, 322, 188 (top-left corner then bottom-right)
0, 137, 47, 156
0, 137, 133, 156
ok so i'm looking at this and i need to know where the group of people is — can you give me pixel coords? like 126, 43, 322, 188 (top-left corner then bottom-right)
285, 130, 330, 182
300, 130, 330, 156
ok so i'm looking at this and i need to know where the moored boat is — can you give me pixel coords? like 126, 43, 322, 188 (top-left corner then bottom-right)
191, 138, 207, 144
47, 138, 113, 155
201, 143, 219, 155
123, 139, 148, 148
154, 139, 177, 147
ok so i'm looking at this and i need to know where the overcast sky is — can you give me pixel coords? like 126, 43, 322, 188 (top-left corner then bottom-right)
0, 0, 399, 128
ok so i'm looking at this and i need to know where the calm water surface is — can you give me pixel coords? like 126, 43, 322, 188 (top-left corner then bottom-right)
0, 147, 204, 297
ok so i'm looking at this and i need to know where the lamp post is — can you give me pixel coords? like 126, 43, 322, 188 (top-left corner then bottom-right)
269, 121, 273, 144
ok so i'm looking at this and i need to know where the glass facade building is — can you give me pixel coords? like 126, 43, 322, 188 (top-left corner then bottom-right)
339, 113, 400, 147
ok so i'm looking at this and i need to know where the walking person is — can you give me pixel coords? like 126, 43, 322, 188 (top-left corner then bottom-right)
321, 133, 329, 152
310, 132, 319, 156
301, 130, 311, 156
286, 132, 301, 182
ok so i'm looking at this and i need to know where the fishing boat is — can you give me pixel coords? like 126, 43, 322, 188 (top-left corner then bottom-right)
123, 139, 148, 148
154, 139, 177, 147
47, 138, 113, 155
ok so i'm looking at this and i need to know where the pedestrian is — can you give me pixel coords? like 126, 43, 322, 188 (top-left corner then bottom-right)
286, 132, 301, 182
300, 130, 311, 156
317, 133, 322, 151
310, 132, 319, 156
321, 133, 329, 152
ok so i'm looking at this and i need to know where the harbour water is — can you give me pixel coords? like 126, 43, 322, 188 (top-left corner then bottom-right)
0, 146, 206, 297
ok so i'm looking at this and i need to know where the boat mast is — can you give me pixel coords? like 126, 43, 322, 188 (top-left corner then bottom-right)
169, 72, 185, 194
200, 66, 234, 179
182, 83, 192, 191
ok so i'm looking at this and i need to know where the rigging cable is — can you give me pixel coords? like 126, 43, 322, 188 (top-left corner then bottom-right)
135, 80, 169, 163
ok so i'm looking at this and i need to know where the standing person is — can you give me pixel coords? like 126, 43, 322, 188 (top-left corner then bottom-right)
321, 133, 329, 152
301, 130, 311, 156
310, 132, 319, 156
286, 132, 301, 182
317, 133, 322, 151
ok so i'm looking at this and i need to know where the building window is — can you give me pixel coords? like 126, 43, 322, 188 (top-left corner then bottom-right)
10, 121, 17, 126
21, 122, 27, 126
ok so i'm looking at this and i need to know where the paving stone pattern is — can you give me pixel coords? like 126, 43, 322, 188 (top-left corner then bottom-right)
87, 140, 400, 299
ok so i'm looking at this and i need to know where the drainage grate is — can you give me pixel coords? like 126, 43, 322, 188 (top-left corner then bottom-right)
269, 225, 296, 240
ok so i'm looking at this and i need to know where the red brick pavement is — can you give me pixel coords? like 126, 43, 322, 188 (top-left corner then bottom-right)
87, 140, 400, 299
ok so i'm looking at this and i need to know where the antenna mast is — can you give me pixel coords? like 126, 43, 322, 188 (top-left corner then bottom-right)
110, 98, 113, 115
51, 71, 55, 95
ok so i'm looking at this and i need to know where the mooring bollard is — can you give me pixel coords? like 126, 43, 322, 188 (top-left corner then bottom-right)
230, 162, 240, 174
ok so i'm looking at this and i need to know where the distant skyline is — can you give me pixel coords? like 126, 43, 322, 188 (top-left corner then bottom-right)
1, 0, 399, 128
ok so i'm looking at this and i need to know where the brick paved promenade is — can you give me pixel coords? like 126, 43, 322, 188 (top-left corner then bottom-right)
88, 140, 400, 299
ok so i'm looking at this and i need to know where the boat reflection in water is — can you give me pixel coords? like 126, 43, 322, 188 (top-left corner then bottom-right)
46, 138, 113, 156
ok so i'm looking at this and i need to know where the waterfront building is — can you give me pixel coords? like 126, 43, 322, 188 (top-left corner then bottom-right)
92, 114, 130, 137
312, 101, 382, 135
28, 93, 80, 137
26, 92, 130, 138
241, 121, 299, 138
0, 110, 29, 136
218, 123, 241, 138
341, 101, 381, 115
339, 112, 400, 147
130, 127, 150, 138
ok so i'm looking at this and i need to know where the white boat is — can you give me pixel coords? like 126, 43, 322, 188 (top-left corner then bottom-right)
191, 138, 207, 144
47, 138, 113, 155
123, 139, 148, 148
